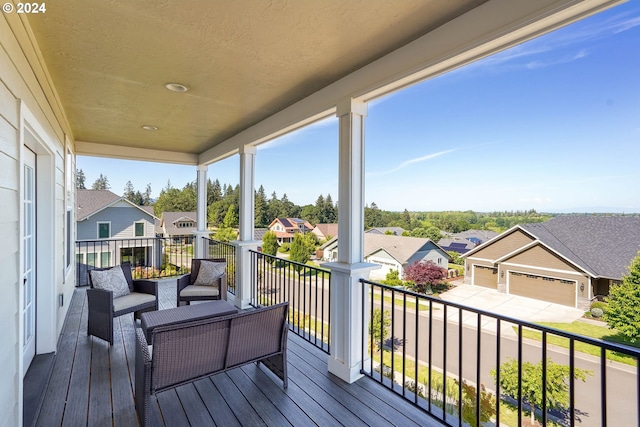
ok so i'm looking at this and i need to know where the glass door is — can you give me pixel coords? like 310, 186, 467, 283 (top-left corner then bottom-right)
23, 148, 36, 376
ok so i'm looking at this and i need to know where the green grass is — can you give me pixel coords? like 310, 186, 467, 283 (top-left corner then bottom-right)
518, 321, 640, 366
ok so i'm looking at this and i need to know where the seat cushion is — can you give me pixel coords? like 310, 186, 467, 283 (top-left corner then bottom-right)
91, 267, 130, 299
113, 292, 156, 312
180, 285, 220, 298
193, 260, 226, 286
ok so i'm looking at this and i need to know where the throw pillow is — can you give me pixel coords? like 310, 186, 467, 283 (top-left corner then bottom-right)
90, 267, 131, 299
193, 260, 226, 286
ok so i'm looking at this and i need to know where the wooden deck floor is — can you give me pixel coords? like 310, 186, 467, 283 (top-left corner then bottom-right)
35, 281, 443, 426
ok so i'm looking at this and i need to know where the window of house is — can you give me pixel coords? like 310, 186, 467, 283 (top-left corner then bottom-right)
100, 252, 111, 267
97, 222, 110, 239
87, 253, 97, 267
135, 222, 144, 237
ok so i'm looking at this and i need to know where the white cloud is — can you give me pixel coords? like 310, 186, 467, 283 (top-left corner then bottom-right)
367, 149, 456, 177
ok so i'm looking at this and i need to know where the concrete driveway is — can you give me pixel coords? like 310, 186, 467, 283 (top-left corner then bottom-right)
438, 284, 584, 324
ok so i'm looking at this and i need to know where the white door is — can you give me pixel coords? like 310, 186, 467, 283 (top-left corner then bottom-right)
23, 148, 36, 376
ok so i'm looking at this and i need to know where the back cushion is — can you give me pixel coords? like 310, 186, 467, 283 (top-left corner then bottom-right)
90, 267, 130, 299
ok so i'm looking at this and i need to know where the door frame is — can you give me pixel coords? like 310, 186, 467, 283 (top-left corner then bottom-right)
19, 103, 57, 380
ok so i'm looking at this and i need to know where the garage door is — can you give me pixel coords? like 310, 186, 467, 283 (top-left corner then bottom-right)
509, 272, 575, 306
473, 265, 498, 289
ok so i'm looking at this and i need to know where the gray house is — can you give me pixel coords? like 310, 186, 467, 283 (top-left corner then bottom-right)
76, 190, 160, 282
323, 233, 450, 281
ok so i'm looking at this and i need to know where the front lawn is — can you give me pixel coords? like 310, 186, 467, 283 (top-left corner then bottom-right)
519, 321, 640, 366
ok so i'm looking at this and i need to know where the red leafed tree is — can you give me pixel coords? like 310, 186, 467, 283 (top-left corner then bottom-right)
403, 261, 446, 294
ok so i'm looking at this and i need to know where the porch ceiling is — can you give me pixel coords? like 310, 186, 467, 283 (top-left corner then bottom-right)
25, 0, 622, 164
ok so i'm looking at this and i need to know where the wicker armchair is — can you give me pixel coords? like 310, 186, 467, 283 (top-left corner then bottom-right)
87, 262, 158, 345
177, 258, 228, 306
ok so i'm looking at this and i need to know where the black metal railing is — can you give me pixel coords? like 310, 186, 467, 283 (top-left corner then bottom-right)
361, 279, 640, 427
75, 236, 195, 285
250, 250, 330, 353
203, 237, 237, 295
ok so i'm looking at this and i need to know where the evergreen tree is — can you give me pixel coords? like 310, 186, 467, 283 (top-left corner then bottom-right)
604, 251, 640, 342
324, 194, 337, 223
262, 231, 279, 257
143, 184, 152, 205
76, 168, 86, 189
91, 173, 110, 190
123, 181, 136, 201
223, 204, 238, 228
255, 185, 269, 227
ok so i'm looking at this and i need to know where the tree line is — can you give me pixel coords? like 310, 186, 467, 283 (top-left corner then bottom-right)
78, 168, 553, 233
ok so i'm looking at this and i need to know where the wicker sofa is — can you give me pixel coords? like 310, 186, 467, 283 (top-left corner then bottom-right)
135, 302, 289, 427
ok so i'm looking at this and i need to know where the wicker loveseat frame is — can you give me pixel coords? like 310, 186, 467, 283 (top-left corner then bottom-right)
135, 302, 289, 427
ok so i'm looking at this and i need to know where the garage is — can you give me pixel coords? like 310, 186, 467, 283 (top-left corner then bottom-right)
473, 265, 498, 289
509, 272, 575, 306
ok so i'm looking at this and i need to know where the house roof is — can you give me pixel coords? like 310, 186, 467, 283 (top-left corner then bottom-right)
466, 216, 640, 280
365, 227, 406, 236
269, 218, 313, 231
519, 216, 640, 280
160, 212, 198, 236
312, 223, 339, 238
448, 229, 498, 244
437, 238, 476, 253
76, 189, 158, 221
364, 234, 449, 265
254, 228, 269, 241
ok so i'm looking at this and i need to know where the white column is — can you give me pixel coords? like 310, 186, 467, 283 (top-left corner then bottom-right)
324, 99, 378, 383
193, 164, 209, 258
233, 145, 260, 309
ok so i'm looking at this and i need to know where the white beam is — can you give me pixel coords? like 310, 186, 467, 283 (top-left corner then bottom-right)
75, 140, 199, 165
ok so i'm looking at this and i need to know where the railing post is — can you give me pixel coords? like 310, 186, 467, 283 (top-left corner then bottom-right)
232, 240, 260, 309
324, 262, 378, 383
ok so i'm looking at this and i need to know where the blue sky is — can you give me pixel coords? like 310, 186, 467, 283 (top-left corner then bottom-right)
78, 1, 640, 213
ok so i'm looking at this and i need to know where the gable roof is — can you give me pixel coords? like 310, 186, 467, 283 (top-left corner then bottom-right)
519, 216, 640, 280
269, 217, 313, 231
160, 212, 198, 236
364, 234, 448, 265
437, 238, 476, 254
448, 229, 498, 244
466, 216, 640, 280
77, 189, 158, 221
312, 223, 339, 238
365, 227, 406, 236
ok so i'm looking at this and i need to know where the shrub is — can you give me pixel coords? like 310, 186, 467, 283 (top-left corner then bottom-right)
278, 243, 291, 253
590, 301, 609, 314
590, 308, 604, 318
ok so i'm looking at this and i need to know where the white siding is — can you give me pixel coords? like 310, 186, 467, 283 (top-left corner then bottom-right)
1, 12, 75, 426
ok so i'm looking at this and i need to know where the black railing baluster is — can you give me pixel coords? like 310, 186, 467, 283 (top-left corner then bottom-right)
542, 331, 548, 426
476, 313, 481, 427
443, 303, 448, 424
570, 339, 575, 427
414, 294, 419, 405
428, 298, 433, 412
518, 324, 522, 427
458, 307, 462, 427
601, 346, 607, 427
496, 318, 501, 427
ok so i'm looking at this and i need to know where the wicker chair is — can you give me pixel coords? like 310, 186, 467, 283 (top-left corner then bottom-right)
177, 258, 228, 306
87, 262, 158, 345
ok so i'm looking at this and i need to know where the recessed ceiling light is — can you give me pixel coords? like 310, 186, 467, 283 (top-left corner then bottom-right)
164, 82, 189, 92
142, 125, 159, 131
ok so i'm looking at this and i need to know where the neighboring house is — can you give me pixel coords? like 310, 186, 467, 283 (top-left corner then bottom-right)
254, 228, 269, 241
76, 190, 161, 283
462, 216, 640, 309
448, 229, 498, 246
322, 234, 450, 281
311, 223, 338, 241
160, 212, 198, 242
437, 238, 476, 255
438, 230, 499, 254
366, 227, 406, 236
268, 217, 314, 244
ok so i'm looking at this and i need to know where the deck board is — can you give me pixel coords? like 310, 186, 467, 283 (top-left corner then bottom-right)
36, 283, 444, 426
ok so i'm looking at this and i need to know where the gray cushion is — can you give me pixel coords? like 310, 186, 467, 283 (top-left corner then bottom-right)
91, 267, 130, 299
193, 260, 226, 286
180, 285, 220, 298
113, 292, 155, 312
